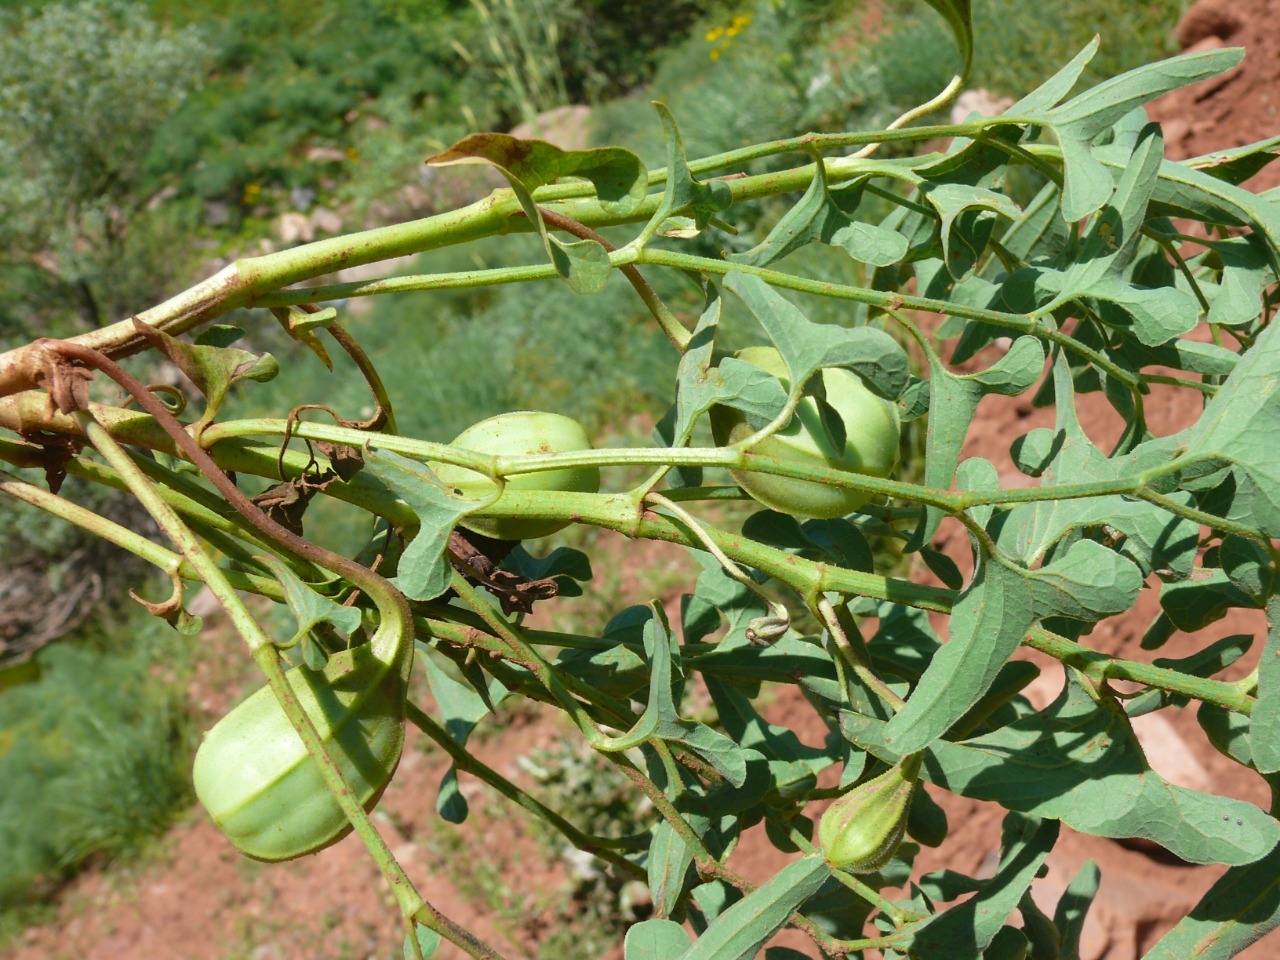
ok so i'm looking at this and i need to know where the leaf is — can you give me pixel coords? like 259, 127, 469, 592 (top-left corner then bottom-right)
1160, 567, 1259, 633
730, 163, 906, 268
549, 234, 612, 294
1056, 861, 1101, 960
1041, 47, 1244, 143
261, 556, 363, 668
640, 102, 732, 243
419, 648, 506, 823
403, 922, 442, 960
671, 286, 788, 445
1248, 599, 1280, 774
1036, 46, 1245, 221
427, 133, 642, 293
1184, 315, 1280, 538
427, 133, 647, 215
676, 855, 831, 960
1141, 842, 1280, 959
846, 673, 1280, 865
908, 336, 1045, 548
627, 919, 694, 960
1006, 37, 1099, 117
882, 558, 1035, 755
920, 183, 1021, 280
131, 318, 278, 432
909, 814, 1059, 960
705, 676, 833, 800
1026, 539, 1143, 622
999, 358, 1194, 568
648, 822, 696, 920
725, 272, 912, 400
502, 543, 593, 597
920, 0, 973, 78
363, 447, 479, 601
1042, 124, 1193, 345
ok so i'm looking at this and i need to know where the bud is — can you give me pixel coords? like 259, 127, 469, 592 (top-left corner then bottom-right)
819, 753, 921, 872
745, 613, 790, 646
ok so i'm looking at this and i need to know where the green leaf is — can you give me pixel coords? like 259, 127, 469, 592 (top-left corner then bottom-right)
725, 272, 912, 401
1184, 315, 1280, 537
1042, 124, 1197, 346
920, 183, 1021, 280
920, 0, 973, 79
1042, 47, 1244, 143
910, 814, 1058, 960
363, 447, 478, 601
502, 544, 593, 597
1160, 568, 1259, 632
261, 556, 363, 658
1055, 861, 1101, 960
1249, 599, 1280, 774
730, 163, 906, 269
627, 919, 693, 960
1010, 428, 1059, 478
909, 336, 1045, 548
427, 133, 641, 293
549, 234, 612, 294
403, 922, 442, 960
705, 676, 833, 800
1199, 701, 1253, 768
882, 558, 1035, 754
131, 319, 278, 432
676, 855, 831, 960
419, 648, 506, 823
1006, 37, 1099, 117
1035, 49, 1244, 220
1141, 842, 1280, 959
648, 822, 696, 920
846, 673, 1280, 865
1026, 539, 1143, 622
427, 133, 647, 215
999, 358, 1193, 568
194, 324, 248, 348
641, 102, 732, 242
1187, 134, 1280, 186
671, 286, 787, 445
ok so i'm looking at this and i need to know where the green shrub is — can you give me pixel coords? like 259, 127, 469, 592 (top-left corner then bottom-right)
0, 616, 193, 908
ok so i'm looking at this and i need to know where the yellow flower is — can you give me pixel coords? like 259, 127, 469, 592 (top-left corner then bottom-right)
710, 47, 723, 60
705, 26, 724, 42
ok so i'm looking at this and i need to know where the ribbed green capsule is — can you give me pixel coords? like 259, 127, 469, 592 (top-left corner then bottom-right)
193, 623, 412, 862
819, 754, 921, 872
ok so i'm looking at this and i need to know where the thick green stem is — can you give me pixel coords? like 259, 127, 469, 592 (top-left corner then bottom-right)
1024, 626, 1256, 715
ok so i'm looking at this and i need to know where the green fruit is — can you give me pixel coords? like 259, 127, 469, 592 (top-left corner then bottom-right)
819, 754, 921, 873
192, 637, 408, 862
710, 346, 900, 519
433, 411, 600, 541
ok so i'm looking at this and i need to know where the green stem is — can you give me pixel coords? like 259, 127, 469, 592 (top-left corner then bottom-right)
1024, 626, 1256, 715
404, 701, 646, 876
0, 466, 189, 577
634, 248, 1140, 390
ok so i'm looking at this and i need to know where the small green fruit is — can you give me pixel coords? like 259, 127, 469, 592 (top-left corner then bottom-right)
433, 411, 600, 541
819, 754, 921, 872
710, 346, 900, 519
193, 638, 408, 862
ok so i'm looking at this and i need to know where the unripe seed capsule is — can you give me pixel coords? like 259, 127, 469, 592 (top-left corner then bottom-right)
819, 753, 921, 872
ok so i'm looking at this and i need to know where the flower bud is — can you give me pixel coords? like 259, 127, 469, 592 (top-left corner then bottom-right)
819, 753, 921, 872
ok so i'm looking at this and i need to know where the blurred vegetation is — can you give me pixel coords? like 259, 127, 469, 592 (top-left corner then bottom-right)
0, 614, 194, 912
0, 0, 1190, 930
